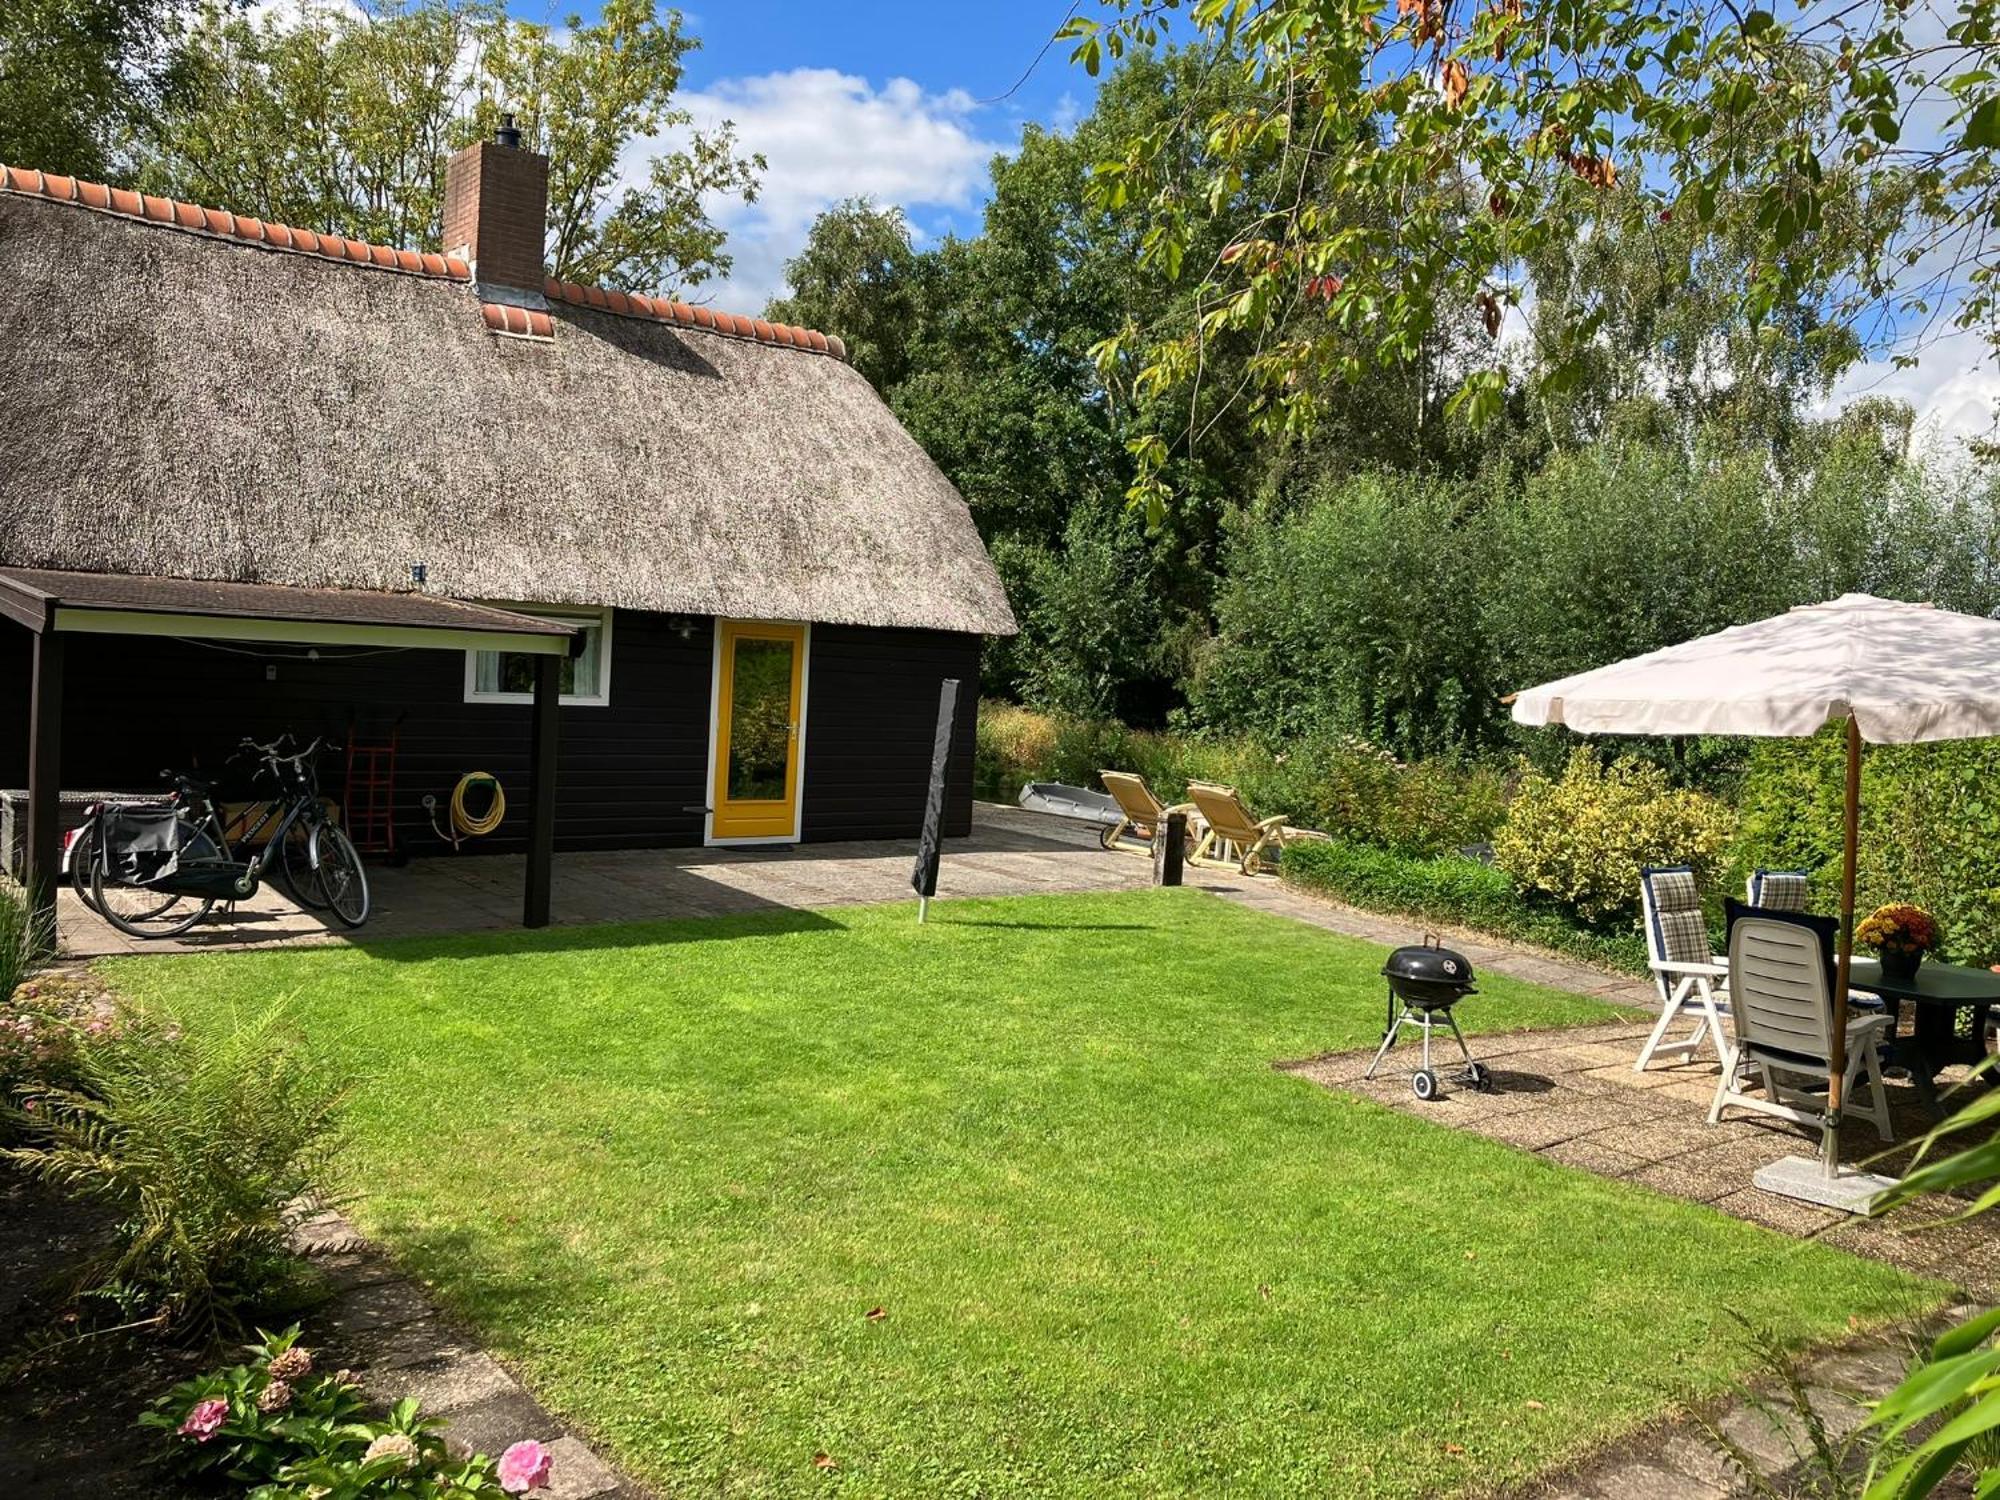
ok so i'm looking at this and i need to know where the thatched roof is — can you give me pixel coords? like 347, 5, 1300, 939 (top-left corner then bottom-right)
0, 174, 1016, 636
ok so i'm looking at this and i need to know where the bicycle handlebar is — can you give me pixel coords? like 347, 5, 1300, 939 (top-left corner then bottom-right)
238, 734, 339, 764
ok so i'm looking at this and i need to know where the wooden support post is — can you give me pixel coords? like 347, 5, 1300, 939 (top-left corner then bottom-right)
523, 651, 559, 929
24, 630, 63, 943
1825, 712, 1863, 1175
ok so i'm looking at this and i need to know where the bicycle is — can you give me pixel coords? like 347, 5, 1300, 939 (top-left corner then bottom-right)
68, 758, 326, 923
91, 736, 371, 938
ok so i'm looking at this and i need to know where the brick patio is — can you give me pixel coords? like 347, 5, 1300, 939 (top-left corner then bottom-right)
57, 801, 1178, 957
1289, 1020, 2000, 1297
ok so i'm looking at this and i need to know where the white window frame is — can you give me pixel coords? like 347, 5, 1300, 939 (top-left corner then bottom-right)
463, 605, 614, 707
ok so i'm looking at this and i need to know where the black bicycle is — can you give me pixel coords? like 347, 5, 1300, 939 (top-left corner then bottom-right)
90, 736, 370, 938
68, 760, 323, 921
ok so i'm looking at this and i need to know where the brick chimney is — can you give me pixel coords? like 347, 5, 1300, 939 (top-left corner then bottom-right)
442, 115, 548, 292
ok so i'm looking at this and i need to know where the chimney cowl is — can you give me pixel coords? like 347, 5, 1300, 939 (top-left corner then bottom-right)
495, 112, 522, 150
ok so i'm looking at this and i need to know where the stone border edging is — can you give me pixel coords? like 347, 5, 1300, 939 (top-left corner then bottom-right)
290, 1208, 644, 1500
1511, 1305, 1984, 1499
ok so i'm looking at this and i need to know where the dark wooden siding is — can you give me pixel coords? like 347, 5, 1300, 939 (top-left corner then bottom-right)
0, 612, 982, 854
0, 610, 714, 855
801, 624, 980, 842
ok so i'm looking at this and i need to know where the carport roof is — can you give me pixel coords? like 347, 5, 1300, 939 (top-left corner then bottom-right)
0, 567, 576, 655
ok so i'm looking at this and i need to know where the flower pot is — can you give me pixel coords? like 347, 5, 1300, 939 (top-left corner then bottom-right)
1878, 946, 1924, 986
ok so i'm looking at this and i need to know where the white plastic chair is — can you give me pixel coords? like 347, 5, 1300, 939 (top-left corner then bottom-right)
1709, 903, 1893, 1141
1636, 865, 1732, 1073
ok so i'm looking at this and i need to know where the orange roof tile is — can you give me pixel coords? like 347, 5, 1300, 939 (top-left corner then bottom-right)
0, 160, 848, 361
541, 274, 848, 361
480, 302, 553, 340
1, 162, 474, 283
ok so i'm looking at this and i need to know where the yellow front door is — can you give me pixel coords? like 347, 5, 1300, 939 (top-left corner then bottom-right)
711, 620, 806, 841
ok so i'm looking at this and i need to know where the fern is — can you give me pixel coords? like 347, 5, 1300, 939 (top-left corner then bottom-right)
4, 1002, 348, 1337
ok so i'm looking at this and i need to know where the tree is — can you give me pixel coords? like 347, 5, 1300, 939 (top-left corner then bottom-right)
0, 0, 183, 180
1065, 0, 1981, 510
766, 199, 921, 392
146, 0, 759, 293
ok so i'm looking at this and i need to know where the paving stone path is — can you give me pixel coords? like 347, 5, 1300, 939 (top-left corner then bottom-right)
1511, 1308, 1981, 1499
1199, 873, 1664, 1009
290, 1209, 643, 1500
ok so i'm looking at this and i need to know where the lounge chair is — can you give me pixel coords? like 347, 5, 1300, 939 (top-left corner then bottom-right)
1097, 771, 1195, 854
1636, 865, 1733, 1074
1745, 869, 1811, 912
1183, 781, 1327, 875
1709, 898, 1893, 1142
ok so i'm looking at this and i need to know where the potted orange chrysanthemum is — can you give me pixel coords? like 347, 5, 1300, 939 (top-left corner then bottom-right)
1855, 903, 1939, 985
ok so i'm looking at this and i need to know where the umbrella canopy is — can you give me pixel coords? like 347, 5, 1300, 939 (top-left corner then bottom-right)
1512, 594, 2000, 744
1509, 592, 2000, 1189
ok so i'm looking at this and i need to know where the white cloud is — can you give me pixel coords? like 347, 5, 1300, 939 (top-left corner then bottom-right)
650, 68, 1009, 313
1821, 324, 2000, 454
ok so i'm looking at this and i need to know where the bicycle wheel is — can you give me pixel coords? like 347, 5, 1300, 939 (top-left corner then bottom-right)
69, 818, 101, 915
92, 828, 219, 939
310, 825, 370, 928
279, 824, 330, 910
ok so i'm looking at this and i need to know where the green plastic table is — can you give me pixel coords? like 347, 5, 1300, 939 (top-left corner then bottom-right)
1847, 955, 2000, 1112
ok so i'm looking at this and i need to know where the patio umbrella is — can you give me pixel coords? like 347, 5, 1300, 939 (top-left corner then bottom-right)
1509, 594, 2000, 1192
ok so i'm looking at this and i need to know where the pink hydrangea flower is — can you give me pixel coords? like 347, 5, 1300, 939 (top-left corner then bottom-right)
498, 1439, 553, 1493
178, 1398, 229, 1442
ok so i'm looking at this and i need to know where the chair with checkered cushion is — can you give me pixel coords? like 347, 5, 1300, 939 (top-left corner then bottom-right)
1745, 869, 1810, 913
1636, 865, 1734, 1074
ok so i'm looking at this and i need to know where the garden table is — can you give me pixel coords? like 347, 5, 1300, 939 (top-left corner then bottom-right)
1847, 956, 2000, 1115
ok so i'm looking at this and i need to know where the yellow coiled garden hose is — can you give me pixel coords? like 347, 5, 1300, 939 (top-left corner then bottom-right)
425, 773, 506, 849
451, 774, 506, 837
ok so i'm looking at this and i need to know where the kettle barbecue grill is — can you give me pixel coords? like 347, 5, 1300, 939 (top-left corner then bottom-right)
1365, 936, 1491, 1100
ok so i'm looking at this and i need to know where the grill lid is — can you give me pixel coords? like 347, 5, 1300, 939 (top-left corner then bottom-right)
1381, 942, 1477, 991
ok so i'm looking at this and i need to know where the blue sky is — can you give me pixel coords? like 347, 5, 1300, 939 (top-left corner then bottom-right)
588, 2, 1092, 315
552, 0, 1990, 446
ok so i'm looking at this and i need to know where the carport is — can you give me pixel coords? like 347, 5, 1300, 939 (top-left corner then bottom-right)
2, 568, 577, 933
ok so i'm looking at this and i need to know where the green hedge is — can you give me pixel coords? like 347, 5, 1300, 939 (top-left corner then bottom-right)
1279, 840, 1652, 978
1734, 729, 2000, 967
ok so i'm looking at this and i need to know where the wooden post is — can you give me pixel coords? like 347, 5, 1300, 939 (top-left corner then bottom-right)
24, 630, 63, 943
1154, 811, 1186, 887
523, 651, 559, 929
1825, 713, 1862, 1176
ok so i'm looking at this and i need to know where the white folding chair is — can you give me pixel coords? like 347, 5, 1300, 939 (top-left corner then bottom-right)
1709, 901, 1893, 1142
1745, 869, 1810, 912
1636, 865, 1733, 1073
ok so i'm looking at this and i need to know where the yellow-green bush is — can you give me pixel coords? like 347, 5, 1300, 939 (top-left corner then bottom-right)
1493, 749, 1735, 926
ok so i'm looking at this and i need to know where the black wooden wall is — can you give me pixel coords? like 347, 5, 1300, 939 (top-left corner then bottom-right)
0, 611, 982, 855
801, 624, 981, 843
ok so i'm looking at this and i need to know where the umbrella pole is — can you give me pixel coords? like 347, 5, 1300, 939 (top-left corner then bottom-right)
1825, 715, 1862, 1178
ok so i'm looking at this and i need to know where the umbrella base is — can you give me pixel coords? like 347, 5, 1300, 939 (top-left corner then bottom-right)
1753, 1154, 1900, 1214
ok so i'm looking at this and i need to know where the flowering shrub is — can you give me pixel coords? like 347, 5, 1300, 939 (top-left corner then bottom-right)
1856, 903, 1939, 956
1493, 748, 1735, 926
0, 975, 107, 1142
142, 1326, 554, 1496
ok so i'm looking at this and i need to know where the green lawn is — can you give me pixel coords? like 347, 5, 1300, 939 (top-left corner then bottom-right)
109, 889, 1934, 1496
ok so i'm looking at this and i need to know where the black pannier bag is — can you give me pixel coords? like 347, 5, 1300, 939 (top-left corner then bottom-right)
99, 807, 246, 898
100, 806, 186, 886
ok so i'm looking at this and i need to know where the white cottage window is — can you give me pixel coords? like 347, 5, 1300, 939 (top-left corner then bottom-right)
465, 607, 612, 707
